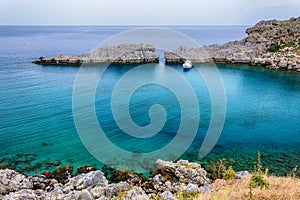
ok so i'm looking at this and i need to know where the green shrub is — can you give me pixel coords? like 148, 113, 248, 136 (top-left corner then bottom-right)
212, 159, 226, 179
267, 44, 281, 52
250, 151, 270, 189
222, 166, 236, 180
281, 42, 296, 49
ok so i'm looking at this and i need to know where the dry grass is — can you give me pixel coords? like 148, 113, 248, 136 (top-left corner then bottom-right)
196, 176, 300, 200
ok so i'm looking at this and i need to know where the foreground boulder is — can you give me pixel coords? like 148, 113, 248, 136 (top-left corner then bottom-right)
65, 170, 108, 190
155, 159, 210, 186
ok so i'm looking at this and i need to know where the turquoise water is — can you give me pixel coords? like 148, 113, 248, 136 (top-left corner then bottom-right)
0, 26, 299, 176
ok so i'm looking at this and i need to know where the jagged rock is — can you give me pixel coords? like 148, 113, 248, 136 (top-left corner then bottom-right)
77, 189, 94, 200
2, 189, 39, 200
33, 43, 159, 65
105, 182, 130, 197
152, 174, 164, 185
67, 170, 108, 190
30, 174, 52, 189
183, 183, 199, 193
236, 171, 250, 179
89, 185, 106, 199
278, 60, 288, 68
199, 186, 211, 194
160, 191, 174, 200
155, 159, 210, 186
124, 186, 149, 200
0, 169, 33, 195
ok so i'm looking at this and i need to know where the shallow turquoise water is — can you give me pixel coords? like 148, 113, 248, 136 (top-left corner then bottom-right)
0, 26, 299, 176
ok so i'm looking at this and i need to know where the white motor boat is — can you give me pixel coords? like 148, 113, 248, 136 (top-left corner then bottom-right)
183, 60, 192, 68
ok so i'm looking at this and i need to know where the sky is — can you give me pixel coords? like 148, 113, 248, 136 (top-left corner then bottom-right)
0, 0, 299, 25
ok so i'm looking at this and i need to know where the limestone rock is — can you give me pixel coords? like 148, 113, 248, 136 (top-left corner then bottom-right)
0, 169, 33, 195
77, 189, 94, 200
236, 171, 250, 179
199, 186, 211, 194
104, 182, 130, 199
2, 189, 38, 200
160, 191, 174, 200
67, 170, 108, 190
183, 183, 199, 193
124, 186, 149, 200
155, 159, 210, 186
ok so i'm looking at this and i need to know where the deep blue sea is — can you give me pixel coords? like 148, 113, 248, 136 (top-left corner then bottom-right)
0, 26, 299, 176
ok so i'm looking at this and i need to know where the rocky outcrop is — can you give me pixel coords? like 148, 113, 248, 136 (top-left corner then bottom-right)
1, 159, 210, 199
165, 17, 300, 72
65, 170, 108, 190
154, 159, 210, 185
33, 43, 159, 65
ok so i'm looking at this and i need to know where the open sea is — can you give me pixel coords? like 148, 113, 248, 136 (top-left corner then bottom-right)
0, 26, 299, 177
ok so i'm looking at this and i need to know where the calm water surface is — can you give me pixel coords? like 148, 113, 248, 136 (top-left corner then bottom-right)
0, 26, 299, 176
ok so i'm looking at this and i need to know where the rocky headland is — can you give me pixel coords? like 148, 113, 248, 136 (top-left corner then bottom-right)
33, 44, 159, 65
165, 17, 300, 72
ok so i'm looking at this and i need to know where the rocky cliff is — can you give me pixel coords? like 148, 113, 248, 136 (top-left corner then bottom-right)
165, 17, 300, 72
33, 43, 159, 65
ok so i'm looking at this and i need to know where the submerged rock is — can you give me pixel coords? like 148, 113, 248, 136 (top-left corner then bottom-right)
41, 142, 53, 146
77, 165, 97, 174
12, 154, 37, 165
0, 162, 13, 170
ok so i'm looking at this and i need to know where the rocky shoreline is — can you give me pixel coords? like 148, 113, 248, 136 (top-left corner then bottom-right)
33, 17, 300, 72
0, 159, 222, 200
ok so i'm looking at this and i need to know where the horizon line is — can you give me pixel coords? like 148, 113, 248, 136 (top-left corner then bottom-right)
0, 24, 251, 27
